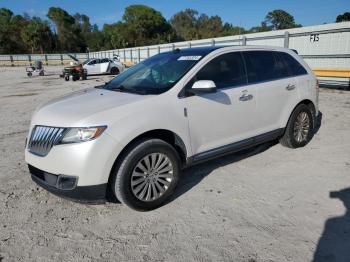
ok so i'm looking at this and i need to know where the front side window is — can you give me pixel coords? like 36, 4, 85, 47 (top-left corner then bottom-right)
88, 59, 97, 65
102, 51, 205, 95
243, 51, 290, 83
193, 52, 247, 89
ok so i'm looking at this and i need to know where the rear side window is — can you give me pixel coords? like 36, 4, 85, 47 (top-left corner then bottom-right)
243, 51, 290, 83
194, 52, 247, 89
278, 52, 308, 76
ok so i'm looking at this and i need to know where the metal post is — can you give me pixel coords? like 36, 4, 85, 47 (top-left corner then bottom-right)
10, 55, 14, 67
188, 42, 191, 48
45, 54, 48, 66
158, 46, 160, 54
28, 55, 32, 66
60, 54, 63, 65
130, 49, 133, 62
211, 39, 215, 46
242, 36, 247, 46
138, 48, 141, 62
172, 44, 175, 51
284, 31, 289, 48
147, 47, 150, 58
123, 49, 126, 62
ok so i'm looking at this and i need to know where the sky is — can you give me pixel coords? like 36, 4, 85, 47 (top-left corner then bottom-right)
1, 0, 349, 30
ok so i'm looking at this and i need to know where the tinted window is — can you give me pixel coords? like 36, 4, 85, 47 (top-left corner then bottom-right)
278, 52, 307, 76
101, 58, 109, 63
243, 51, 290, 83
194, 52, 247, 89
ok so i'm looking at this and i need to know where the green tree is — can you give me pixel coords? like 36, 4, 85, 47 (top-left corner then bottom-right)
21, 17, 53, 53
171, 9, 245, 41
170, 9, 198, 40
0, 8, 28, 54
336, 12, 350, 22
265, 10, 301, 30
103, 22, 128, 49
121, 5, 174, 46
249, 21, 272, 33
47, 7, 86, 52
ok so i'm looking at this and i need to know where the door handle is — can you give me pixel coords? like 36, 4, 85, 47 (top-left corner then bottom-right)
239, 94, 253, 101
286, 84, 296, 91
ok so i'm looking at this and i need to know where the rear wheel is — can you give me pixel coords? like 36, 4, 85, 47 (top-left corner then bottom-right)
280, 104, 314, 148
111, 139, 181, 211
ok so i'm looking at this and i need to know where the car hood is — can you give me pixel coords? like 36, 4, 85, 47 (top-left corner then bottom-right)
31, 88, 150, 127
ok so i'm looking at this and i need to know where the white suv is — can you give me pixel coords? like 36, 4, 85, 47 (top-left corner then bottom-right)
25, 46, 319, 211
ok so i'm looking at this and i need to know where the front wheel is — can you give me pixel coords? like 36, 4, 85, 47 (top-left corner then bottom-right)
280, 104, 314, 148
111, 139, 181, 211
110, 67, 119, 75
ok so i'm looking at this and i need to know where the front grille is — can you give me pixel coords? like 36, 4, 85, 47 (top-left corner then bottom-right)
28, 126, 65, 156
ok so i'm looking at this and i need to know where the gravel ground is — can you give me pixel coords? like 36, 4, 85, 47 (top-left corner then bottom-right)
0, 66, 349, 262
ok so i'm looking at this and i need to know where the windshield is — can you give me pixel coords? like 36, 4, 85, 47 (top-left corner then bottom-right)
102, 51, 203, 95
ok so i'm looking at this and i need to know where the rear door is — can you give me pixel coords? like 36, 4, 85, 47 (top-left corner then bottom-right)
100, 58, 110, 73
242, 51, 299, 135
185, 51, 257, 155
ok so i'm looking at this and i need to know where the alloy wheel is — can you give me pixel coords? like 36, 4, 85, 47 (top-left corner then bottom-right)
293, 112, 310, 143
131, 153, 174, 202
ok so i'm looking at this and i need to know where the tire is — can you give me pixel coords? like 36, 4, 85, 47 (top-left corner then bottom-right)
110, 67, 119, 75
111, 138, 181, 211
39, 71, 44, 76
64, 75, 69, 81
81, 74, 87, 80
27, 72, 32, 77
280, 104, 314, 148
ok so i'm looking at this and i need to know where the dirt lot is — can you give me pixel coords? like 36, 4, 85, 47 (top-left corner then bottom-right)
0, 66, 349, 262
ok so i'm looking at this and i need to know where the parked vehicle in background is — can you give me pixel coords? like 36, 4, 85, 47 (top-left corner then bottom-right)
83, 58, 125, 75
61, 62, 87, 81
25, 46, 319, 211
26, 60, 44, 77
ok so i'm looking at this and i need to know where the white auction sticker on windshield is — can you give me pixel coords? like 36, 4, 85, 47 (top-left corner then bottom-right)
177, 56, 202, 61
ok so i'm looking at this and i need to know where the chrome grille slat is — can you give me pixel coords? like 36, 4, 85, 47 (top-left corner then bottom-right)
28, 126, 65, 156
47, 128, 59, 150
43, 128, 54, 150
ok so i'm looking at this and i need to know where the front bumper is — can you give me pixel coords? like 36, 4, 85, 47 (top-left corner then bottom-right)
29, 164, 107, 203
25, 130, 121, 187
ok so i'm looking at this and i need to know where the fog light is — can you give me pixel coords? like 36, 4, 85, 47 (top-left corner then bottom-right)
57, 175, 78, 190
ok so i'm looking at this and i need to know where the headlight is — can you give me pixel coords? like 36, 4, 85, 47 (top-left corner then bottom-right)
59, 126, 107, 144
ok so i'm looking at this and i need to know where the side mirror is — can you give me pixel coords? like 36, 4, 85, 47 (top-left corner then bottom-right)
188, 80, 217, 95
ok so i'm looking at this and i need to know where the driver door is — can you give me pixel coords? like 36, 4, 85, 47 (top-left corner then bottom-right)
184, 52, 257, 156
86, 59, 100, 74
